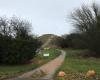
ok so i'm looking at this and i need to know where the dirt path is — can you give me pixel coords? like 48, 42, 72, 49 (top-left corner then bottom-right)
40, 50, 66, 80
8, 50, 66, 80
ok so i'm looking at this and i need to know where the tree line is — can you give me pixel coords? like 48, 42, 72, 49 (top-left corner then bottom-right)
61, 3, 100, 57
0, 17, 41, 64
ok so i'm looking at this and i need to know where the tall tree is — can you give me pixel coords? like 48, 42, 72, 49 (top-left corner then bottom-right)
70, 3, 100, 56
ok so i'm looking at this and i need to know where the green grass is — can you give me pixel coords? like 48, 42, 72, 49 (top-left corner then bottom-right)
0, 48, 60, 80
37, 48, 60, 63
55, 49, 100, 80
0, 64, 38, 80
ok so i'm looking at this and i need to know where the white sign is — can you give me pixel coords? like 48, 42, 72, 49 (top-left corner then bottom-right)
43, 53, 50, 57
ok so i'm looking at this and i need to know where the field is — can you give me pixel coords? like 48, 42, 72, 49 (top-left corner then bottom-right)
0, 48, 60, 80
55, 49, 100, 80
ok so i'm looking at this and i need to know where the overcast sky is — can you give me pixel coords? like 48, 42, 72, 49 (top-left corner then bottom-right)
0, 0, 99, 36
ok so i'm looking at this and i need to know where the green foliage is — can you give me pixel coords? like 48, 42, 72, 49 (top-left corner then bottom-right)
0, 17, 41, 64
64, 33, 86, 49
70, 3, 100, 56
0, 38, 37, 64
49, 36, 68, 48
50, 37, 63, 47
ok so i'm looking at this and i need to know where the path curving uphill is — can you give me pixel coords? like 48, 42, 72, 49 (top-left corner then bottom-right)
41, 35, 55, 48
7, 50, 66, 80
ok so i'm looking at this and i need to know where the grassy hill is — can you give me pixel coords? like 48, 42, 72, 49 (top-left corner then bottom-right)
38, 34, 64, 48
38, 34, 57, 43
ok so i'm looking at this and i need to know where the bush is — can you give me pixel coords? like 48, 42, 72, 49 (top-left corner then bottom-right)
50, 36, 68, 48
64, 33, 86, 49
70, 3, 100, 56
0, 17, 41, 64
0, 34, 41, 65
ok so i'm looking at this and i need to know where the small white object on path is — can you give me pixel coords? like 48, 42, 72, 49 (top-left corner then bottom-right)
43, 53, 50, 57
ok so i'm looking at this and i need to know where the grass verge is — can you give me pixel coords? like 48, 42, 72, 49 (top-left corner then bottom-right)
54, 49, 100, 80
